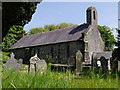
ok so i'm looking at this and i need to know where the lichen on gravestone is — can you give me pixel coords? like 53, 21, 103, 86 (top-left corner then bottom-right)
3, 52, 19, 71
75, 50, 83, 76
29, 53, 47, 73
18, 58, 23, 69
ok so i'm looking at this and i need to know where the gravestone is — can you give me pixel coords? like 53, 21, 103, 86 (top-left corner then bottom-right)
29, 54, 40, 73
36, 60, 47, 73
118, 61, 120, 72
75, 50, 83, 76
18, 59, 23, 69
3, 52, 19, 71
100, 56, 108, 74
29, 54, 47, 73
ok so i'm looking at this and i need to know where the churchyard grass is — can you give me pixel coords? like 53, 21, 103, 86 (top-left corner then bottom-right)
1, 52, 118, 88
2, 66, 118, 88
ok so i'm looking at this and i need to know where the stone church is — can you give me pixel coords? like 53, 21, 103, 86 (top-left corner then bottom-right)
10, 6, 111, 68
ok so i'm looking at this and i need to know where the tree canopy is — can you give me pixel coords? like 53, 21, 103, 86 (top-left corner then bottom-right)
2, 2, 40, 38
98, 25, 116, 51
28, 23, 78, 35
2, 25, 25, 52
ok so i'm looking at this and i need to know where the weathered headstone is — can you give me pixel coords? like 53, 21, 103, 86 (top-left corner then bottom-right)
36, 60, 47, 73
29, 54, 47, 73
18, 59, 23, 69
29, 54, 40, 73
100, 56, 108, 74
118, 61, 120, 72
75, 50, 83, 76
3, 52, 19, 71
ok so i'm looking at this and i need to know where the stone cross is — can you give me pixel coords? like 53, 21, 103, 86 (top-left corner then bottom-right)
3, 52, 19, 71
75, 50, 83, 76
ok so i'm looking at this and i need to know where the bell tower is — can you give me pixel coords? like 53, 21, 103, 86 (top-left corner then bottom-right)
86, 6, 98, 27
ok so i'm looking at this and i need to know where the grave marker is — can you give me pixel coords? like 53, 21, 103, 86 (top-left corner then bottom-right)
3, 52, 19, 71
75, 50, 83, 76
118, 61, 120, 72
18, 59, 23, 69
100, 56, 108, 74
29, 54, 47, 73
36, 60, 47, 73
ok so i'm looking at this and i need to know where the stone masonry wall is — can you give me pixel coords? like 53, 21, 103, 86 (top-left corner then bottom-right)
12, 40, 84, 65
84, 26, 104, 63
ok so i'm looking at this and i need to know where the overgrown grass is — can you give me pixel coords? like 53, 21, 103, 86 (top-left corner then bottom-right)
1, 51, 119, 88
2, 66, 118, 88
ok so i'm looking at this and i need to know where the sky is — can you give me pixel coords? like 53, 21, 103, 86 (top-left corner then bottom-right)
24, 2, 118, 39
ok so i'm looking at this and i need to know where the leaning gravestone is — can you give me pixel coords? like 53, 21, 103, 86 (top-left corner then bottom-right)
75, 50, 83, 76
3, 52, 19, 71
29, 54, 47, 73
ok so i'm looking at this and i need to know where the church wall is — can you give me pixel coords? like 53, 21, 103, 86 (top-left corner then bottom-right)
84, 26, 104, 63
11, 48, 25, 62
12, 40, 84, 65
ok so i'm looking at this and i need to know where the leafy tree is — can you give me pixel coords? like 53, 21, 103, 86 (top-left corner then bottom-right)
29, 23, 77, 35
2, 2, 40, 38
98, 25, 116, 51
29, 27, 49, 35
44, 24, 57, 31
56, 23, 69, 29
2, 25, 25, 52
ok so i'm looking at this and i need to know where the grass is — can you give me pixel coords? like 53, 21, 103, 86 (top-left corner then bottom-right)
1, 51, 119, 88
2, 66, 118, 88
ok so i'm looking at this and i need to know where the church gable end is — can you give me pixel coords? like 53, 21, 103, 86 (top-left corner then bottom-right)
83, 6, 104, 64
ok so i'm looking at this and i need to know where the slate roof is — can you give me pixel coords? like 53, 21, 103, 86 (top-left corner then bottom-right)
10, 24, 89, 50
93, 52, 112, 59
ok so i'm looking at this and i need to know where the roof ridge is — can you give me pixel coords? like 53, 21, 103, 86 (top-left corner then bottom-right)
10, 23, 89, 50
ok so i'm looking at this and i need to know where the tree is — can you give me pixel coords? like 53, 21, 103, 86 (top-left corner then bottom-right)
98, 25, 116, 51
29, 23, 77, 35
44, 24, 57, 31
2, 25, 25, 52
29, 27, 49, 35
2, 2, 40, 38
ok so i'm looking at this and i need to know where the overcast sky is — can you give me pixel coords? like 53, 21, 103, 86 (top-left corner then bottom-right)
24, 2, 118, 39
